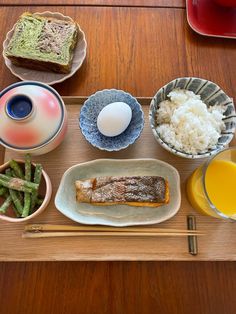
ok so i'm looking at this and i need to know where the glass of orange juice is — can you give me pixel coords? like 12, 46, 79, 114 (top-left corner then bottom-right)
186, 146, 236, 220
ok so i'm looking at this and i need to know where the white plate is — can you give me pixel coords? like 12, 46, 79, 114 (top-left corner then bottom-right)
2, 11, 87, 85
55, 159, 181, 227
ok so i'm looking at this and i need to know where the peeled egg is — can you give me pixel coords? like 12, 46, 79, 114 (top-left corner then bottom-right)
97, 102, 132, 137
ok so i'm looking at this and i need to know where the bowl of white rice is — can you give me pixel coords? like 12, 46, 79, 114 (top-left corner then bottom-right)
149, 77, 236, 159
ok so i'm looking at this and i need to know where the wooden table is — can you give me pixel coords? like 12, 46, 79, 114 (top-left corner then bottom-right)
0, 0, 185, 7
1, 2, 236, 313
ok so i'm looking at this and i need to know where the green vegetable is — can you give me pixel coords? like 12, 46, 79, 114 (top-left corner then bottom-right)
1, 154, 43, 218
34, 164, 43, 185
9, 189, 23, 214
22, 193, 31, 217
36, 198, 44, 206
9, 160, 24, 179
0, 195, 12, 213
25, 154, 31, 181
0, 186, 7, 196
0, 174, 38, 193
16, 191, 24, 202
5, 169, 23, 215
5, 169, 12, 177
22, 154, 32, 217
30, 164, 42, 211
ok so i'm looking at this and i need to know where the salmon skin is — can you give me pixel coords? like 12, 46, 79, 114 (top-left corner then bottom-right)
75, 176, 169, 207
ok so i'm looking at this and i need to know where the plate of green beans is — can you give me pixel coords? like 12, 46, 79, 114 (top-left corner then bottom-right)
0, 154, 52, 221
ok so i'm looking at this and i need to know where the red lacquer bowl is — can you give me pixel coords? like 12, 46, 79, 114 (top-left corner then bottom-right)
186, 0, 236, 38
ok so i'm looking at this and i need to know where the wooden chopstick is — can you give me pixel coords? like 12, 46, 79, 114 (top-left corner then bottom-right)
24, 224, 203, 234
22, 231, 205, 238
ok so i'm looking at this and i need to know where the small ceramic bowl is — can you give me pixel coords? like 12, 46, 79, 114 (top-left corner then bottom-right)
0, 160, 52, 222
149, 77, 236, 159
79, 89, 144, 151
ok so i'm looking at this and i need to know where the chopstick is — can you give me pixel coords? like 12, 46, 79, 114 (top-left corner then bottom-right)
22, 231, 205, 238
23, 224, 205, 238
24, 224, 204, 234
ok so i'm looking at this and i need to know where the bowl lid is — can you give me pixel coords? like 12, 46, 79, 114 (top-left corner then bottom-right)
0, 81, 65, 150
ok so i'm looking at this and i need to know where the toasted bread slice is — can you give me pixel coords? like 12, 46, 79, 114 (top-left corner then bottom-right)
5, 12, 78, 73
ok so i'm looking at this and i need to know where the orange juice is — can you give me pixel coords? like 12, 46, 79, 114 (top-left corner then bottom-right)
205, 159, 236, 216
187, 165, 219, 217
187, 148, 236, 219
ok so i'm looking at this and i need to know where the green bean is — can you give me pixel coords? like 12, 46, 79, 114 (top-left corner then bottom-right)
30, 164, 42, 211
5, 169, 23, 215
9, 190, 23, 214
0, 186, 7, 196
22, 193, 31, 217
0, 175, 38, 193
36, 198, 44, 206
5, 169, 12, 177
17, 191, 24, 202
25, 154, 31, 181
22, 154, 32, 217
9, 160, 24, 179
0, 195, 12, 213
34, 164, 42, 185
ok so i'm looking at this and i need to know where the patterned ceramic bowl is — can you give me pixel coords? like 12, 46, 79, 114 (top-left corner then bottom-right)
149, 77, 236, 159
79, 89, 144, 151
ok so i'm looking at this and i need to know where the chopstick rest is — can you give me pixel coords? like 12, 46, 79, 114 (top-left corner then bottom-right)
187, 215, 198, 255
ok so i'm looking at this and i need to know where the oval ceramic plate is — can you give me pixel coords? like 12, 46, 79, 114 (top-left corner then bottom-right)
2, 11, 87, 85
55, 159, 181, 227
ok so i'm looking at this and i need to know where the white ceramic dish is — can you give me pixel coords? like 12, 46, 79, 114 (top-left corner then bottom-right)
55, 159, 181, 227
2, 11, 87, 85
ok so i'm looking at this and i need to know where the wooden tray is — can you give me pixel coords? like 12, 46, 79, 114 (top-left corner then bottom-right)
0, 96, 236, 261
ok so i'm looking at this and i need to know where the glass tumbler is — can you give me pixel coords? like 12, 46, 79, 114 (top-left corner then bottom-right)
186, 146, 236, 220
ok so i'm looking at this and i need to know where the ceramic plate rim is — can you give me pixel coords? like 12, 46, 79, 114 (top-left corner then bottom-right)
55, 158, 181, 227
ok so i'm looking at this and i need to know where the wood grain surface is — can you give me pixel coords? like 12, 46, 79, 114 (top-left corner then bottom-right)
1, 3, 236, 314
1, 98, 236, 261
0, 261, 235, 314
0, 6, 235, 99
0, 0, 185, 7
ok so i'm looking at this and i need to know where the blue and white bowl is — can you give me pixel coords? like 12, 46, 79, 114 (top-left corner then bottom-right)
149, 77, 236, 159
79, 89, 144, 151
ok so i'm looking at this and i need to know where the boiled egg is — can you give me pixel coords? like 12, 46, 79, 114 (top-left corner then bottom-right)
97, 102, 132, 137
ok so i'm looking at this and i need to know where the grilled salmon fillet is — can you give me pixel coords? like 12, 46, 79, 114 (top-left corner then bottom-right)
75, 176, 169, 207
